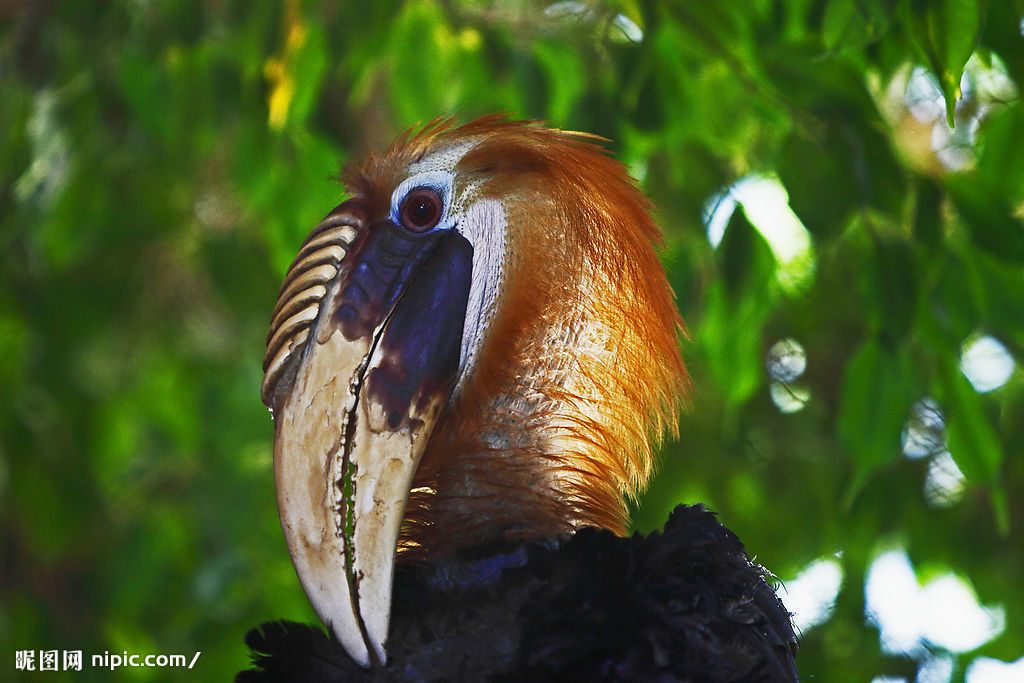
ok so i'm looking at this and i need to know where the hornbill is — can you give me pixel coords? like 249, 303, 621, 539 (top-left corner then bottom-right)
239, 116, 798, 682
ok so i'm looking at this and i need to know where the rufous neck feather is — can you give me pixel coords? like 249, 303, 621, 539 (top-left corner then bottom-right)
350, 118, 687, 559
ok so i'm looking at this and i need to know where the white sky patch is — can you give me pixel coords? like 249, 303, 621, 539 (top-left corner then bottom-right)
704, 190, 736, 248
931, 119, 976, 171
612, 14, 643, 42
960, 335, 1016, 393
767, 337, 811, 412
872, 677, 907, 683
866, 549, 1005, 656
904, 55, 1017, 172
767, 338, 807, 384
544, 1, 587, 18
784, 557, 843, 632
902, 398, 946, 460
770, 382, 811, 414
967, 655, 1024, 682
917, 655, 954, 683
972, 53, 1018, 103
703, 175, 815, 292
736, 177, 813, 263
867, 550, 922, 654
921, 576, 1005, 653
924, 451, 965, 508
905, 67, 945, 123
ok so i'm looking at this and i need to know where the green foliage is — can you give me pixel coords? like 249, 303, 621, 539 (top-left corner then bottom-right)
838, 339, 916, 501
900, 0, 985, 125
2, 0, 1023, 680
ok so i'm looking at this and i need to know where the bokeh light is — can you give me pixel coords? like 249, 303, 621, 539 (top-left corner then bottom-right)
901, 398, 946, 460
960, 335, 1016, 393
767, 338, 807, 384
784, 557, 843, 632
866, 549, 1005, 656
924, 451, 966, 509
703, 176, 815, 292
967, 655, 1024, 682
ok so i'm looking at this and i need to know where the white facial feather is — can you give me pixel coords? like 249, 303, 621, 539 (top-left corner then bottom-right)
408, 139, 479, 176
453, 198, 507, 395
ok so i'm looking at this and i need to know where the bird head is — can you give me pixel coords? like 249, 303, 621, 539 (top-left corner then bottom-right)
261, 116, 687, 667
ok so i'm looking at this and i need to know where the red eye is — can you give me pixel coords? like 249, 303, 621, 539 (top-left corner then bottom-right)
399, 187, 443, 232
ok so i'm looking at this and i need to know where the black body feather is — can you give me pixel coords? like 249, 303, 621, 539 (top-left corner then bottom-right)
238, 505, 798, 682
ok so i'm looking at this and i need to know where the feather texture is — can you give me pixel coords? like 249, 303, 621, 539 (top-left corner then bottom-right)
247, 118, 797, 680
337, 117, 690, 554
238, 505, 797, 682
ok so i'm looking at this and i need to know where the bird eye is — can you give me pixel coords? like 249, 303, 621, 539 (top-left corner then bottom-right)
399, 187, 443, 233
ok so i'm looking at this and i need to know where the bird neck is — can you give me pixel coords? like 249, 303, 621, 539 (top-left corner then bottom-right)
399, 306, 637, 560
397, 196, 685, 560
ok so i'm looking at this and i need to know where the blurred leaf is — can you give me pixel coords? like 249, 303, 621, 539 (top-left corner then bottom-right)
91, 398, 143, 500
630, 65, 667, 131
263, 1, 328, 131
976, 102, 1024, 204
721, 204, 776, 300
965, 248, 1024, 352
899, 0, 985, 126
390, 1, 452, 122
822, 0, 894, 52
978, 0, 1024, 85
699, 282, 769, 408
533, 40, 586, 124
699, 210, 777, 407
946, 173, 1024, 264
0, 308, 29, 389
388, 0, 489, 124
868, 236, 918, 343
769, 49, 908, 224
615, 0, 646, 31
937, 355, 1003, 483
283, 22, 329, 130
688, 60, 768, 157
838, 339, 915, 500
912, 176, 943, 248
11, 458, 85, 562
779, 130, 856, 239
928, 251, 980, 343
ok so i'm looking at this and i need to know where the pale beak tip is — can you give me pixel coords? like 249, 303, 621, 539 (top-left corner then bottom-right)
318, 597, 388, 668
324, 616, 377, 669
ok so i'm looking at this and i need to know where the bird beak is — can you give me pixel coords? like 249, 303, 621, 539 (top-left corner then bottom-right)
261, 199, 472, 667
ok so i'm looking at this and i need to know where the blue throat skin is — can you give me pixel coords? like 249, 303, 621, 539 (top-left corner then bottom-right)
405, 545, 536, 594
